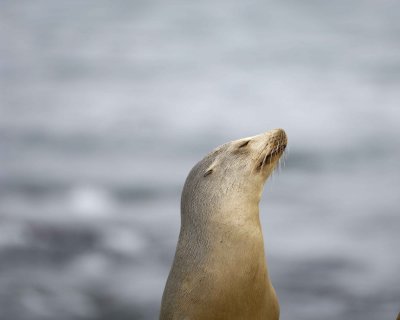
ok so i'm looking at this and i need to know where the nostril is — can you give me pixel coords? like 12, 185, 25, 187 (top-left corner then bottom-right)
275, 128, 286, 137
272, 128, 287, 145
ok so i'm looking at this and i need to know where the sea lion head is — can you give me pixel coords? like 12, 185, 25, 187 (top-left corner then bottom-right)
181, 128, 287, 221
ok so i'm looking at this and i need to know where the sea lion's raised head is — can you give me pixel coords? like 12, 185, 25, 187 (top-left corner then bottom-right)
181, 128, 287, 224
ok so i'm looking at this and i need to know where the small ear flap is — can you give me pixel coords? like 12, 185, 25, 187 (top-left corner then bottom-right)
203, 168, 213, 177
204, 162, 217, 177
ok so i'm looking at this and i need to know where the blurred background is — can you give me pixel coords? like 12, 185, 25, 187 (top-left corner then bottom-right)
1, 0, 399, 319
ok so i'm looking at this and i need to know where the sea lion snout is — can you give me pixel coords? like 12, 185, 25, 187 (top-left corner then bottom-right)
253, 128, 287, 151
252, 129, 287, 173
266, 128, 287, 155
269, 128, 287, 147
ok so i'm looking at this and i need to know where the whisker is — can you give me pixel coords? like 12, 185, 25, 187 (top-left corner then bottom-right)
258, 140, 287, 173
269, 142, 279, 165
261, 151, 268, 170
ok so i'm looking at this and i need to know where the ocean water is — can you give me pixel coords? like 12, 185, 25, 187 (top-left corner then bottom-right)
1, 0, 399, 319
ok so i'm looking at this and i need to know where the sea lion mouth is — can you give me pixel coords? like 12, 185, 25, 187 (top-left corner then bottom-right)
256, 143, 287, 171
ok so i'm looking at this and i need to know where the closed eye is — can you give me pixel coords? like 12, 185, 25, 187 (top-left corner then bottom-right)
238, 140, 250, 148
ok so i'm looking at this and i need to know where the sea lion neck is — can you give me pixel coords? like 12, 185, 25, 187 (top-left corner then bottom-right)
181, 189, 262, 238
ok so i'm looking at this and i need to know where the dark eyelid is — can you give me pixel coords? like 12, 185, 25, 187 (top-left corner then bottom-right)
238, 140, 250, 148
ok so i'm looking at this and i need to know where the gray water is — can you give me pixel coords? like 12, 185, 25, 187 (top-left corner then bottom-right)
1, 0, 400, 319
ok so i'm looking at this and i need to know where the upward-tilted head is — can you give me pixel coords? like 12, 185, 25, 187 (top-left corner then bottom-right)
160, 129, 287, 320
182, 128, 287, 220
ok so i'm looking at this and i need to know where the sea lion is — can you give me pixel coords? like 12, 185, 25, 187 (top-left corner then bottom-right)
160, 128, 287, 320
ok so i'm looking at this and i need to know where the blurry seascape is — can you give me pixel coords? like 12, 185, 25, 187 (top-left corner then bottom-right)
1, 0, 400, 319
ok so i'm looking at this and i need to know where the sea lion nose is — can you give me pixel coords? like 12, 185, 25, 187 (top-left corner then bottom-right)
270, 128, 287, 145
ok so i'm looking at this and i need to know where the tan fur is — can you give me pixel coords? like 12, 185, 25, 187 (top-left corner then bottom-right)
160, 129, 287, 320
